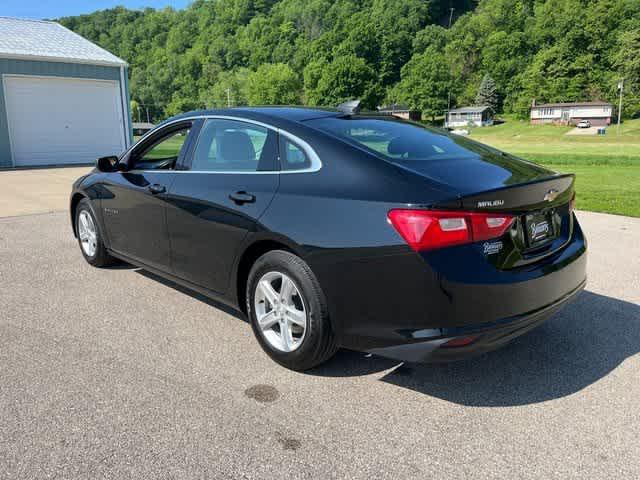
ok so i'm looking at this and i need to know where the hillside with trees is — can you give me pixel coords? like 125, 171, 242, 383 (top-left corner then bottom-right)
58, 0, 640, 122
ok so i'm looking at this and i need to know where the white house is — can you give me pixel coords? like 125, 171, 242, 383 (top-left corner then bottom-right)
0, 17, 131, 168
445, 106, 493, 128
530, 101, 613, 126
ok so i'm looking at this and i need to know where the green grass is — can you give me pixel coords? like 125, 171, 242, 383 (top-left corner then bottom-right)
468, 117, 640, 217
133, 134, 186, 159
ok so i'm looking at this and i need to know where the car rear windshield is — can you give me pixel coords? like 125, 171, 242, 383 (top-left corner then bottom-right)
306, 116, 478, 163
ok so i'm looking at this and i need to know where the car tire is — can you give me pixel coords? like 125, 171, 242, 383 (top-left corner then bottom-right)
75, 198, 116, 267
246, 250, 338, 371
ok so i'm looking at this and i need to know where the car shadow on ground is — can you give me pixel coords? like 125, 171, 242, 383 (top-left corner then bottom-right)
311, 291, 640, 407
134, 268, 248, 322
120, 264, 639, 406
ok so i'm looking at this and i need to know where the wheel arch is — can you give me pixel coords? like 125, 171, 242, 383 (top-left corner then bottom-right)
234, 236, 304, 315
70, 192, 86, 237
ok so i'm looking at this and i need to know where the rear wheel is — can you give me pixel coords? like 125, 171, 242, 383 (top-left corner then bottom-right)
76, 198, 116, 267
247, 250, 337, 371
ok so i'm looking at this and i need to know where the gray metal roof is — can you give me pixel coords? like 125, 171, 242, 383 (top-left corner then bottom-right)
0, 16, 127, 67
448, 106, 490, 114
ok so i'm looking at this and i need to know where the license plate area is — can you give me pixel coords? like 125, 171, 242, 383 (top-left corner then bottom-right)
524, 211, 555, 247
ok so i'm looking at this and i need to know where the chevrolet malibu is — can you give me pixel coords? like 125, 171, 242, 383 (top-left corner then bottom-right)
70, 105, 587, 371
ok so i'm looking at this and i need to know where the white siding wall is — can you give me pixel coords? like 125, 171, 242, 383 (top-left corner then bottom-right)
531, 107, 561, 119
571, 106, 612, 118
531, 105, 612, 120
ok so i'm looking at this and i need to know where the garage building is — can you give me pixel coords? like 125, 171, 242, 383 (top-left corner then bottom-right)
0, 17, 132, 168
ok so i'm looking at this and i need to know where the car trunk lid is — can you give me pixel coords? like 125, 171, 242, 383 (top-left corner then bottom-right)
430, 174, 576, 269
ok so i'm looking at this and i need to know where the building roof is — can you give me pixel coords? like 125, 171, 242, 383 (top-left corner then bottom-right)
448, 106, 490, 114
532, 101, 612, 108
0, 16, 127, 67
377, 103, 413, 113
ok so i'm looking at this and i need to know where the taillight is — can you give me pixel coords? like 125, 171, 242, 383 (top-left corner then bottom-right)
387, 209, 514, 252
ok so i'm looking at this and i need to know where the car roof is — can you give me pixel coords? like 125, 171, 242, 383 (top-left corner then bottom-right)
168, 106, 342, 125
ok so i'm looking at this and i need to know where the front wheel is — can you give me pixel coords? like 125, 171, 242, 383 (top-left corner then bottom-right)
75, 198, 116, 267
247, 250, 337, 371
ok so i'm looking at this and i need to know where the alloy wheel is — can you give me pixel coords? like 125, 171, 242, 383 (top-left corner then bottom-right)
254, 271, 307, 352
78, 210, 98, 257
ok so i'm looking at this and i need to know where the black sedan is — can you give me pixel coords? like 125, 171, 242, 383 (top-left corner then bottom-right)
70, 105, 587, 370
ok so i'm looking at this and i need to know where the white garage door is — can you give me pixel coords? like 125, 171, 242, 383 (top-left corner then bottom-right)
4, 75, 126, 166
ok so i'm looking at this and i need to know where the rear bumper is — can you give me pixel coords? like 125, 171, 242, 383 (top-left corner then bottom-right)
326, 215, 587, 361
367, 279, 585, 363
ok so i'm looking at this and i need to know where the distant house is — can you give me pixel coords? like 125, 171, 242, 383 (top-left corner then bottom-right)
132, 122, 155, 137
530, 101, 613, 126
0, 17, 131, 168
377, 104, 421, 121
445, 106, 493, 128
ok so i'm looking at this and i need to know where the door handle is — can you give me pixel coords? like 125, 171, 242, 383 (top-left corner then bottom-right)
148, 183, 166, 195
229, 191, 256, 205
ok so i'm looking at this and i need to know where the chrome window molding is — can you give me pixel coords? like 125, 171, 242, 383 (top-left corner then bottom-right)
125, 114, 322, 175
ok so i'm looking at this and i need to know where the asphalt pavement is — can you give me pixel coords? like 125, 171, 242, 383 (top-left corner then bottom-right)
0, 210, 638, 479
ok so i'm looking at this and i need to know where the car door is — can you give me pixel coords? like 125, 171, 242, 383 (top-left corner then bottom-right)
166, 117, 279, 293
100, 120, 196, 272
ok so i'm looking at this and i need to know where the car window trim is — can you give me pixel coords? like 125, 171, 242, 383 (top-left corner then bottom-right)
123, 115, 321, 175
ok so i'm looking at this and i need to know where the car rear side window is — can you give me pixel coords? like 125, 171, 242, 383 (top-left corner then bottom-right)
191, 119, 278, 172
280, 137, 311, 171
307, 117, 477, 163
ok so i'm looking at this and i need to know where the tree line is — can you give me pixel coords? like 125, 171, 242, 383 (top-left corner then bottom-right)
59, 0, 640, 122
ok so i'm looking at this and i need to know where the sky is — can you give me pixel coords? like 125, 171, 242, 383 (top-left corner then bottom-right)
2, 0, 191, 20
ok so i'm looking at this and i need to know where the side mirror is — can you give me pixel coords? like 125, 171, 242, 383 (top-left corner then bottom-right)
96, 155, 118, 172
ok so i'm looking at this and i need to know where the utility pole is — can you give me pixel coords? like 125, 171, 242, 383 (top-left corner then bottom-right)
445, 6, 455, 127
226, 88, 231, 108
617, 78, 624, 135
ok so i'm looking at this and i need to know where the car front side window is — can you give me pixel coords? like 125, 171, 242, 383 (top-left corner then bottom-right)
132, 127, 191, 170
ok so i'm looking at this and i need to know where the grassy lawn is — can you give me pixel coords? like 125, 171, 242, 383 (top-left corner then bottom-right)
468, 117, 640, 217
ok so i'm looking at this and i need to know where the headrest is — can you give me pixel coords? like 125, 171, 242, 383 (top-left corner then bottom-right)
219, 131, 256, 162
387, 136, 409, 156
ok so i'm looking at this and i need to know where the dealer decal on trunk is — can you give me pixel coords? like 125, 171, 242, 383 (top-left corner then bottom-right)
483, 240, 503, 255
530, 221, 550, 241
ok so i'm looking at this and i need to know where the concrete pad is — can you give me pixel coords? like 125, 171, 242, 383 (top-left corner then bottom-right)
0, 166, 92, 217
566, 127, 600, 135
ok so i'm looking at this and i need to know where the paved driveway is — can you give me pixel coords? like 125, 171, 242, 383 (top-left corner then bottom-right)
0, 205, 638, 477
0, 166, 91, 217
565, 126, 600, 135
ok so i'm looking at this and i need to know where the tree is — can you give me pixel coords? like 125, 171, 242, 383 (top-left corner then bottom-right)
57, 0, 640, 120
201, 68, 250, 108
394, 46, 451, 121
130, 100, 141, 122
613, 28, 640, 118
304, 55, 380, 108
475, 74, 498, 113
245, 63, 302, 105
